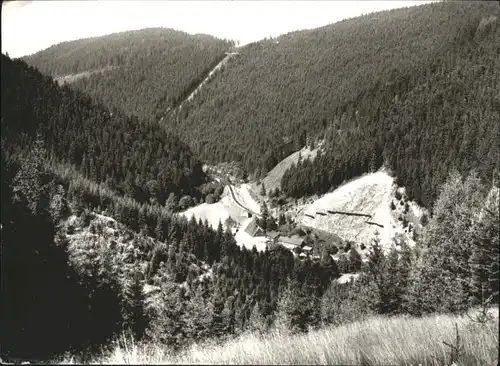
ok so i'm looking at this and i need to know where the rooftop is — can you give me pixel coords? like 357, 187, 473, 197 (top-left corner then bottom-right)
244, 217, 264, 237
280, 235, 304, 246
267, 231, 281, 239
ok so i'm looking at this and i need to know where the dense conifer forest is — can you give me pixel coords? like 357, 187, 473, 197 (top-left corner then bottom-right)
1, 1, 499, 363
159, 1, 499, 207
24, 28, 233, 121
0, 56, 336, 358
1, 54, 215, 207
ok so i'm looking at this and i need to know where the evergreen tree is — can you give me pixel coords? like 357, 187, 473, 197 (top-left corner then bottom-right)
182, 287, 214, 342
260, 182, 267, 197
210, 289, 227, 338
259, 201, 270, 232
246, 302, 269, 335
122, 274, 150, 340
1, 149, 122, 359
165, 192, 179, 211
469, 185, 500, 305
406, 171, 485, 314
349, 247, 362, 272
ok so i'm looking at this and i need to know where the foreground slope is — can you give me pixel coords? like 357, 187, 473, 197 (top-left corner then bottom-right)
66, 310, 499, 365
24, 28, 233, 121
164, 1, 499, 207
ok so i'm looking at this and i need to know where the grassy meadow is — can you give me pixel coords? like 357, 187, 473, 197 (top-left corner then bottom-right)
59, 308, 499, 365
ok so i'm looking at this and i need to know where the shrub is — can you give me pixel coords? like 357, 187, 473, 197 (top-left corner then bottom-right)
205, 193, 215, 204
67, 224, 75, 235
395, 190, 402, 200
420, 213, 429, 226
81, 208, 94, 226
337, 255, 350, 273
179, 195, 194, 210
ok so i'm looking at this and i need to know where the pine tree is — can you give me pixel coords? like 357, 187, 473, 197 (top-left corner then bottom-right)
406, 171, 484, 314
259, 201, 270, 232
273, 281, 294, 334
380, 247, 405, 314
122, 274, 149, 340
367, 235, 384, 275
165, 192, 179, 212
155, 217, 165, 241
279, 213, 286, 226
247, 302, 269, 335
349, 247, 362, 272
260, 182, 267, 197
469, 185, 499, 305
320, 248, 340, 286
210, 289, 227, 338
12, 133, 51, 216
182, 288, 214, 341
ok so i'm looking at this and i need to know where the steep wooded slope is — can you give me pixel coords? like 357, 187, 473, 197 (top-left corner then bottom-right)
1, 55, 207, 205
23, 28, 233, 121
164, 1, 500, 207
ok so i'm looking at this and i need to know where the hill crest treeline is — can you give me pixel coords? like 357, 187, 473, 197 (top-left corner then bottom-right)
24, 28, 234, 121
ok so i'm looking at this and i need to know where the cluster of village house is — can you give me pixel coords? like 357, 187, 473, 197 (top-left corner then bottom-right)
232, 216, 319, 259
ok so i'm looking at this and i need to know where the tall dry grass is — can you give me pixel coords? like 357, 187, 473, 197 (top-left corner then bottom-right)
60, 309, 499, 365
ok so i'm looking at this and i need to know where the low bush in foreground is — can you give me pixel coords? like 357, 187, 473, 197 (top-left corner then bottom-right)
59, 309, 498, 365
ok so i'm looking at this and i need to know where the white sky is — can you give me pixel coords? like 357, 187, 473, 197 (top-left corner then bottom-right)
2, 0, 433, 58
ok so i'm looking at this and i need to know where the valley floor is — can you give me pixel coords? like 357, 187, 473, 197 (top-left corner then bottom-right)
59, 308, 499, 365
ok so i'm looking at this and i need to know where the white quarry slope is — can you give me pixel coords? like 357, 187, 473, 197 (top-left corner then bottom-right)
259, 142, 323, 192
299, 169, 424, 250
181, 199, 232, 229
180, 184, 261, 230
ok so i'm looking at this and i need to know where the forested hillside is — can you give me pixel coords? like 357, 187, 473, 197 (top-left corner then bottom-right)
24, 28, 233, 121
1, 55, 211, 206
0, 139, 340, 360
1, 144, 126, 359
2, 2, 500, 363
0, 55, 338, 359
164, 1, 499, 207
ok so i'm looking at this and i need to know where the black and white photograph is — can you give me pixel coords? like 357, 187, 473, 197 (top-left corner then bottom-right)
1, 0, 499, 364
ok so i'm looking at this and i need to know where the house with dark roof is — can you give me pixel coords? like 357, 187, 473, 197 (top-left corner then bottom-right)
244, 217, 264, 237
279, 235, 305, 250
266, 231, 281, 243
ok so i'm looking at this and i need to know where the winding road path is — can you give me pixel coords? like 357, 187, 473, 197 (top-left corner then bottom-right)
222, 177, 261, 218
